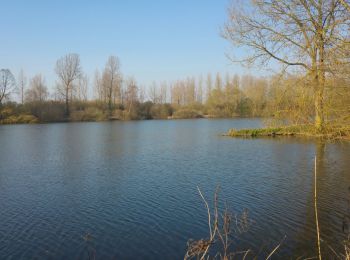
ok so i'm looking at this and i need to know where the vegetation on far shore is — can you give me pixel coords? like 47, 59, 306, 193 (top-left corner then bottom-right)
225, 125, 350, 140
0, 100, 237, 125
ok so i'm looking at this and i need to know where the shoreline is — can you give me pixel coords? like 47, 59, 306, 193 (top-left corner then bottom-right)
223, 125, 350, 141
0, 115, 262, 126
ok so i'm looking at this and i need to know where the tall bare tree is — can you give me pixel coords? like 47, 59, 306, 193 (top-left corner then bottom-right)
185, 77, 196, 104
214, 72, 222, 91
149, 81, 159, 103
0, 69, 16, 104
103, 55, 121, 114
76, 74, 88, 102
125, 76, 138, 113
206, 73, 213, 102
171, 81, 183, 105
223, 0, 350, 131
93, 70, 103, 101
25, 74, 48, 102
159, 81, 168, 104
55, 53, 82, 116
139, 85, 146, 103
18, 69, 26, 104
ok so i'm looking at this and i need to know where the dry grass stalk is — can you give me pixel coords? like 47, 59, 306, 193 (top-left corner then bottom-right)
315, 156, 322, 260
185, 186, 283, 260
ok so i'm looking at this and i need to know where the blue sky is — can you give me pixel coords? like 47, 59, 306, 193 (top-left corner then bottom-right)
0, 0, 254, 92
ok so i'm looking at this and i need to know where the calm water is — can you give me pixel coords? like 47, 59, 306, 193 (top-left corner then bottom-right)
0, 119, 350, 259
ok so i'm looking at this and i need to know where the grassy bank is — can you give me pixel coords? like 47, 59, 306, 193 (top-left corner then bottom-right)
225, 124, 350, 140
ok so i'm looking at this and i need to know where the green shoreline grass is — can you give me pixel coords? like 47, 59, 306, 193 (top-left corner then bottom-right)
224, 124, 350, 140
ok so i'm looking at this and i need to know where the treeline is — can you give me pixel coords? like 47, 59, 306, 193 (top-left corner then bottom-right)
1, 53, 350, 125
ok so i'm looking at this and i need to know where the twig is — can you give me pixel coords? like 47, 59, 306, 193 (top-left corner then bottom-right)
198, 186, 213, 239
315, 156, 322, 260
197, 186, 219, 260
242, 249, 251, 260
265, 235, 286, 260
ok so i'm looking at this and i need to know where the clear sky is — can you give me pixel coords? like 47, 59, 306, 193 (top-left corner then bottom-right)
0, 0, 254, 93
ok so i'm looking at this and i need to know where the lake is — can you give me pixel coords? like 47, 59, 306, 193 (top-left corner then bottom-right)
0, 119, 350, 259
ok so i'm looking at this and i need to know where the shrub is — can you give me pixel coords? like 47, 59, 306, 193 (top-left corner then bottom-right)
0, 114, 38, 124
70, 107, 107, 122
150, 103, 173, 119
173, 108, 203, 119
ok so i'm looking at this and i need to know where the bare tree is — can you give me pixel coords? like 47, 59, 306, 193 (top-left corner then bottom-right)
114, 75, 123, 106
197, 75, 203, 104
93, 70, 103, 101
0, 69, 16, 104
76, 74, 88, 102
139, 85, 146, 103
125, 76, 138, 113
223, 0, 350, 131
55, 53, 82, 116
232, 74, 240, 90
214, 72, 222, 91
206, 73, 212, 102
25, 74, 48, 102
159, 81, 168, 104
185, 77, 196, 104
18, 69, 26, 104
102, 55, 121, 114
149, 81, 159, 103
171, 81, 183, 105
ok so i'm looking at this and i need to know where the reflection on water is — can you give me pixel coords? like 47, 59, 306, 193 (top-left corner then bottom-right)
0, 119, 349, 259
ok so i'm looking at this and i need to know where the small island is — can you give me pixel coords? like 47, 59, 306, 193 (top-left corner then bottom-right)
225, 125, 350, 140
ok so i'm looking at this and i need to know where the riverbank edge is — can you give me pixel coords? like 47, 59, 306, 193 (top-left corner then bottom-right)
0, 114, 253, 125
223, 125, 350, 140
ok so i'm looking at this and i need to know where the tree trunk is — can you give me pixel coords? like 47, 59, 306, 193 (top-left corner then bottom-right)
65, 86, 70, 117
313, 65, 325, 132
315, 18, 326, 133
314, 85, 324, 132
108, 93, 112, 116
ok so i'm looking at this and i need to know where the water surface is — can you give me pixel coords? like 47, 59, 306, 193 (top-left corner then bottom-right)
0, 119, 349, 259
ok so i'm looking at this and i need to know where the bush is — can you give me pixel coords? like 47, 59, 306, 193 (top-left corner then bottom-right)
0, 107, 14, 120
70, 107, 107, 122
0, 114, 38, 124
172, 108, 203, 119
26, 101, 66, 122
137, 101, 153, 119
150, 103, 173, 119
